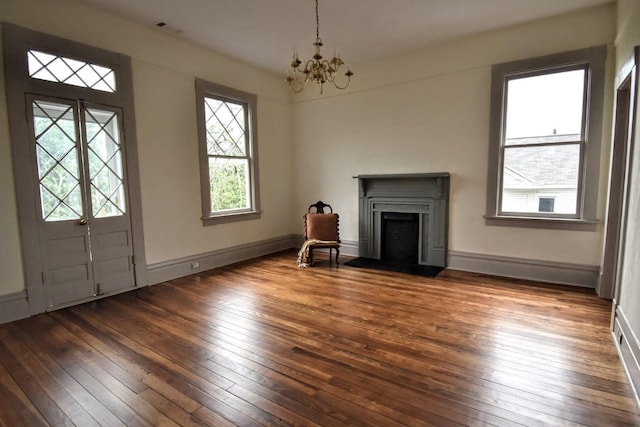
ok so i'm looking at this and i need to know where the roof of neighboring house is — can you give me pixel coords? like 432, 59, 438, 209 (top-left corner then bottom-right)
503, 135, 580, 187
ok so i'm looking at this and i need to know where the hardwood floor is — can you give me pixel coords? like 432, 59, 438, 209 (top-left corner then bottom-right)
0, 250, 639, 426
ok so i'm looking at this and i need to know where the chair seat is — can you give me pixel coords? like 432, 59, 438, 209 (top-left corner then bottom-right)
307, 242, 340, 248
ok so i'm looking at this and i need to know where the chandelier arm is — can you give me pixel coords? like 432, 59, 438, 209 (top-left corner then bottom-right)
289, 83, 306, 94
332, 76, 351, 90
286, 73, 310, 93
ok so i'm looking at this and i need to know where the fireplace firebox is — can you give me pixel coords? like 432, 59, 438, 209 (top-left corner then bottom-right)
381, 212, 419, 264
354, 173, 449, 268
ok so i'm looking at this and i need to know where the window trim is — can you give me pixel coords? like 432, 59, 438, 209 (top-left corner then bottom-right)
485, 46, 607, 231
195, 78, 261, 225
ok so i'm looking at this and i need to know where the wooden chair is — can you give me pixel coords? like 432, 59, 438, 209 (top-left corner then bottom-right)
302, 201, 340, 266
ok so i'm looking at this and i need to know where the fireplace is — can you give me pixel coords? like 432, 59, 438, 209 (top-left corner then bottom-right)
355, 173, 449, 267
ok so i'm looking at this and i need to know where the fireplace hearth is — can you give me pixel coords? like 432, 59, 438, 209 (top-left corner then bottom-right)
354, 173, 449, 268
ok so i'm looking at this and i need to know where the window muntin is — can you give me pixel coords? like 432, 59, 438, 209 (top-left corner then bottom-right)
486, 46, 607, 229
28, 50, 116, 92
196, 79, 260, 224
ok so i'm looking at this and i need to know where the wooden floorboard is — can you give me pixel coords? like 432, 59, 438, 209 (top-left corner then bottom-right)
1, 250, 639, 426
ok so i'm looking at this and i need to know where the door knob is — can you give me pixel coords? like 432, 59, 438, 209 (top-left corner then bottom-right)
77, 218, 88, 225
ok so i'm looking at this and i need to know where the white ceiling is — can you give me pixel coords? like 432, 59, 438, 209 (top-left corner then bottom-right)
73, 0, 614, 74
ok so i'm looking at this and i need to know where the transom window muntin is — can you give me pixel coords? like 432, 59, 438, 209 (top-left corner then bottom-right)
28, 49, 116, 93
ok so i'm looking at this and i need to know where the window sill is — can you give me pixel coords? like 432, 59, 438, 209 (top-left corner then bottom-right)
202, 211, 262, 226
484, 215, 599, 231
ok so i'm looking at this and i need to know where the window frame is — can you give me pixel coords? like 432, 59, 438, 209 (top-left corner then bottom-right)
195, 79, 261, 225
485, 46, 607, 231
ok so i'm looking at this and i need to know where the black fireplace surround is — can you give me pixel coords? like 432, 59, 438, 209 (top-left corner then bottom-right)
354, 173, 449, 268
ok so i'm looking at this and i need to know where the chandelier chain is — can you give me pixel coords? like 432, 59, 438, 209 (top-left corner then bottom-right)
286, 0, 353, 94
315, 0, 320, 41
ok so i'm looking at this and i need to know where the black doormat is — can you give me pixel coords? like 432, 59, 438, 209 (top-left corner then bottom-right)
344, 257, 444, 278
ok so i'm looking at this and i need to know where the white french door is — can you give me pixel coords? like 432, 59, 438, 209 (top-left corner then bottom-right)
27, 95, 135, 308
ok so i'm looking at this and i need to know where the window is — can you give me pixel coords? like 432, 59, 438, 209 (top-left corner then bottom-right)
28, 50, 116, 92
538, 197, 555, 213
485, 46, 607, 230
195, 79, 260, 225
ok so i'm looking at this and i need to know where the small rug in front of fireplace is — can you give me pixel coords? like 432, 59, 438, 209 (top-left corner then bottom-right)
344, 257, 443, 277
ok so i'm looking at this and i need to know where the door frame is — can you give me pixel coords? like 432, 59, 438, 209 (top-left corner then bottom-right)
599, 54, 636, 300
2, 23, 147, 314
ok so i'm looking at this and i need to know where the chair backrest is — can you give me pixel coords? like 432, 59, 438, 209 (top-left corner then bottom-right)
304, 201, 339, 241
308, 200, 333, 214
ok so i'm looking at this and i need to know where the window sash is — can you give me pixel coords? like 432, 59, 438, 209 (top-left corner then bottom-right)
498, 140, 585, 218
503, 65, 589, 144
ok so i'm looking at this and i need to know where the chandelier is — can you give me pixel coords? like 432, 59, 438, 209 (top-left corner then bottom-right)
286, 0, 353, 94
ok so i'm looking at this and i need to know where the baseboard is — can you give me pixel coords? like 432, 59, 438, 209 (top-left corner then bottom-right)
613, 307, 640, 407
147, 234, 299, 285
339, 240, 359, 257
0, 291, 30, 325
448, 250, 599, 288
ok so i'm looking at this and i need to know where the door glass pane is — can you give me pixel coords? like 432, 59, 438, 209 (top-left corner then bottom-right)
32, 100, 83, 221
501, 144, 580, 215
85, 108, 126, 218
505, 69, 585, 145
209, 157, 249, 212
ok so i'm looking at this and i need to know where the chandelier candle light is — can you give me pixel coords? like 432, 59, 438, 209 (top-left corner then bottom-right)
286, 0, 353, 94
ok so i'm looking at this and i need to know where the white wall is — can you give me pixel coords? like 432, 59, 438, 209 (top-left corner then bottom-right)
292, 4, 616, 267
0, 0, 293, 296
615, 0, 640, 349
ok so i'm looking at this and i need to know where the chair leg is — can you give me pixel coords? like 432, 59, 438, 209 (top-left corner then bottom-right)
309, 248, 314, 266
335, 248, 340, 266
